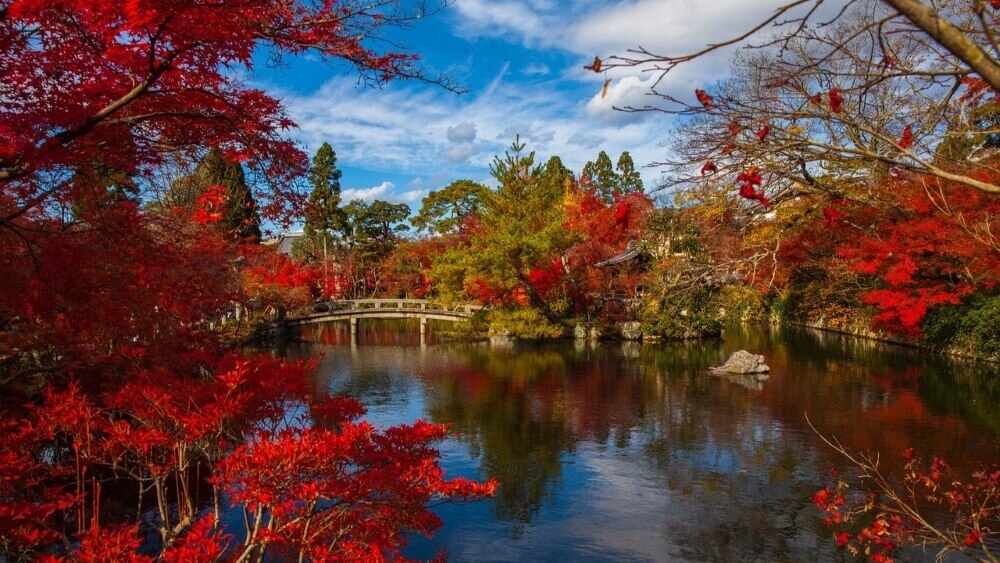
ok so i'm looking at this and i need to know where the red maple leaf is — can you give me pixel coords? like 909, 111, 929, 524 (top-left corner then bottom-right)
695, 88, 713, 107
829, 88, 844, 113
898, 125, 913, 149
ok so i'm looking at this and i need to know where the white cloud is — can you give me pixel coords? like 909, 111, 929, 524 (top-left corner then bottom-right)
270, 0, 770, 197
341, 181, 394, 202
566, 1, 788, 59
522, 62, 551, 76
399, 189, 429, 203
584, 74, 661, 122
446, 142, 479, 164
568, 132, 607, 149
277, 73, 671, 191
447, 121, 477, 144
451, 0, 848, 111
452, 0, 814, 62
451, 0, 548, 45
408, 171, 452, 189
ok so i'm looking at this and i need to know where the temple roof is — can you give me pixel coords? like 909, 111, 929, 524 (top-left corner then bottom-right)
595, 240, 643, 268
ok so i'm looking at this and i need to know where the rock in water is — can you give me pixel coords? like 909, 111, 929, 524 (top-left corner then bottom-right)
714, 350, 770, 374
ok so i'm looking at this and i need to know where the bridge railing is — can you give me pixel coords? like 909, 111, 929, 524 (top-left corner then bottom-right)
318, 299, 484, 315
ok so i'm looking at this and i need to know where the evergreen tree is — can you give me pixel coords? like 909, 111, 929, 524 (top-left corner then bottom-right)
581, 150, 618, 202
304, 142, 345, 247
616, 151, 644, 195
70, 159, 139, 218
432, 137, 571, 319
412, 179, 489, 235
539, 155, 575, 196
342, 199, 410, 252
168, 148, 261, 242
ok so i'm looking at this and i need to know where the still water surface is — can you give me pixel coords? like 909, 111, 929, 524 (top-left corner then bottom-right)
284, 321, 1000, 562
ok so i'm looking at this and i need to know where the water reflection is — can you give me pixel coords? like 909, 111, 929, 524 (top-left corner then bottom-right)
285, 321, 1000, 562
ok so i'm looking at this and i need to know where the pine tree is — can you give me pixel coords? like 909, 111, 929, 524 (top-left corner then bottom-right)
304, 143, 346, 248
70, 159, 139, 218
581, 150, 618, 202
616, 151, 644, 195
461, 137, 571, 319
412, 179, 489, 235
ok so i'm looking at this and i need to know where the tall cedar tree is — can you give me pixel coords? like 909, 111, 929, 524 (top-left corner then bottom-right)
539, 156, 575, 194
582, 151, 642, 202
304, 142, 346, 247
616, 151, 644, 195
581, 151, 618, 201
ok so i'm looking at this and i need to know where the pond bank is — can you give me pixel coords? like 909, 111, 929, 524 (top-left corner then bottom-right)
779, 317, 1000, 364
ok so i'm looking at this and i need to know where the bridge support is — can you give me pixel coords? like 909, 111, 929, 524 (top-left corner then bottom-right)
419, 316, 427, 335
349, 316, 358, 335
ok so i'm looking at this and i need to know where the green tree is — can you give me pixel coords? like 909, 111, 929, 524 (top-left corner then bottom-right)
304, 142, 346, 248
581, 150, 618, 202
339, 198, 411, 298
343, 199, 410, 252
365, 200, 411, 247
411, 179, 489, 234
432, 137, 572, 319
166, 148, 261, 242
615, 151, 644, 195
539, 156, 574, 196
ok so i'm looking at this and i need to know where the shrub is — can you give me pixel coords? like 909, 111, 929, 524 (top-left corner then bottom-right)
715, 285, 766, 323
923, 293, 1000, 359
487, 308, 565, 340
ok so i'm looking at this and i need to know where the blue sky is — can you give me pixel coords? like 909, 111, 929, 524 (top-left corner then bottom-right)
254, 0, 791, 210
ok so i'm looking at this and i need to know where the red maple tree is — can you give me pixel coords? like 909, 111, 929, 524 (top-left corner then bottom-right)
0, 1, 495, 559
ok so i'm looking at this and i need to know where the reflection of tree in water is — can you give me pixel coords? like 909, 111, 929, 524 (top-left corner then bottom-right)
416, 342, 732, 537
418, 348, 575, 537
723, 324, 1000, 465
292, 324, 1000, 559
909, 358, 1000, 437
628, 344, 832, 560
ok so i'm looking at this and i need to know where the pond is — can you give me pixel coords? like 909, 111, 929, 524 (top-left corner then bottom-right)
283, 321, 1000, 562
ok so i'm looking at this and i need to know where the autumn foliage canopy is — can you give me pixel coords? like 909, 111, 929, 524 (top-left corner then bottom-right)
0, 0, 495, 560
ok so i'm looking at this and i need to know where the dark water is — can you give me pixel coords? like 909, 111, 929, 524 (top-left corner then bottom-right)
284, 321, 1000, 562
